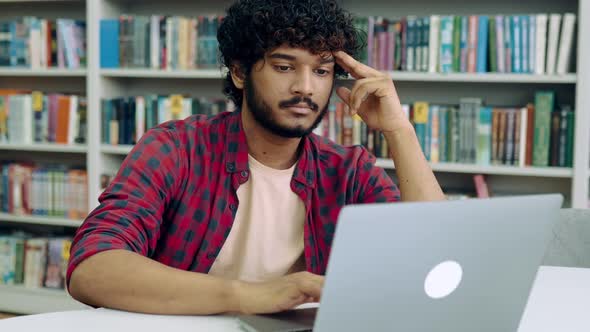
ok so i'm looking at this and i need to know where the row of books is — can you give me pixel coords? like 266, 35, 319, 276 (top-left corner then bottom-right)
0, 163, 88, 219
0, 17, 86, 69
411, 97, 573, 167
355, 13, 576, 74
101, 96, 234, 145
100, 15, 222, 70
0, 234, 71, 289
0, 90, 87, 145
315, 98, 573, 167
99, 90, 572, 168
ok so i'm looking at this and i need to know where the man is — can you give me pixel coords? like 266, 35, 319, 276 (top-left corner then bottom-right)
67, 0, 445, 316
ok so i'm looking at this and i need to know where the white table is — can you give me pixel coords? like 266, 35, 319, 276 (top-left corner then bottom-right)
1, 266, 588, 332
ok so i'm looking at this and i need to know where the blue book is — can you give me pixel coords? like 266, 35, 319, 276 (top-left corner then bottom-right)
477, 107, 493, 165
511, 16, 522, 73
406, 16, 417, 71
439, 16, 454, 73
459, 16, 469, 72
2, 166, 8, 212
521, 15, 529, 73
528, 15, 536, 74
476, 15, 489, 73
101, 99, 111, 144
10, 19, 28, 67
100, 19, 120, 68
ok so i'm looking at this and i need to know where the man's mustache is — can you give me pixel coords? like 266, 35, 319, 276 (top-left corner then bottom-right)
279, 97, 319, 112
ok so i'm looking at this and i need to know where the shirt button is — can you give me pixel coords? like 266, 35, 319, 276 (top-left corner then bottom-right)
240, 170, 248, 178
207, 252, 216, 259
226, 163, 235, 171
230, 204, 237, 211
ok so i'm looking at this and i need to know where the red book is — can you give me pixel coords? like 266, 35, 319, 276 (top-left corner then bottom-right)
473, 174, 490, 198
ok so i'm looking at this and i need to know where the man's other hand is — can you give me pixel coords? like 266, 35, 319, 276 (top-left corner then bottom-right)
232, 271, 324, 314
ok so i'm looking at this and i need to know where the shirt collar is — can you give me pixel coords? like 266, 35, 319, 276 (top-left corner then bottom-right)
224, 109, 317, 188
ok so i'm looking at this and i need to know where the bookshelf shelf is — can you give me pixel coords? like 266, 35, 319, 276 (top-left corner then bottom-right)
100, 144, 133, 155
382, 72, 578, 84
375, 159, 574, 178
0, 0, 81, 3
0, 68, 86, 77
100, 68, 225, 79
0, 213, 83, 227
0, 285, 88, 315
0, 143, 87, 153
99, 69, 576, 84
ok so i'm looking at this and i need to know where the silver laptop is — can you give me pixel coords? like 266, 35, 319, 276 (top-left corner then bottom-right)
238, 194, 563, 332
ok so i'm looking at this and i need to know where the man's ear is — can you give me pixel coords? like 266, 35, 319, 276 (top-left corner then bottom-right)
230, 63, 246, 89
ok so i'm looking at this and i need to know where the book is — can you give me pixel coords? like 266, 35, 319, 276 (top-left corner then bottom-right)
556, 13, 576, 74
545, 14, 562, 74
534, 14, 548, 74
473, 174, 490, 198
100, 19, 119, 68
533, 91, 555, 167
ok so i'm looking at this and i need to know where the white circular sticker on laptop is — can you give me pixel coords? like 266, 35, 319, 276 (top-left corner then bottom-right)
424, 260, 463, 299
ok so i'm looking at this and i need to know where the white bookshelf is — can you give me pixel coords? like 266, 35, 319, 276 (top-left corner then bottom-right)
0, 0, 589, 315
100, 68, 226, 79
0, 68, 86, 77
375, 159, 574, 178
100, 68, 577, 83
0, 143, 87, 153
100, 144, 133, 155
0, 285, 88, 315
0, 212, 83, 227
85, 0, 589, 207
383, 72, 578, 84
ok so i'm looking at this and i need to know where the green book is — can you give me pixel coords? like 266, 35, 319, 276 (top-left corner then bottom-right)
14, 237, 25, 284
0, 96, 6, 142
532, 91, 555, 166
353, 16, 369, 65
489, 17, 497, 72
565, 110, 575, 167
447, 106, 460, 162
452, 16, 462, 72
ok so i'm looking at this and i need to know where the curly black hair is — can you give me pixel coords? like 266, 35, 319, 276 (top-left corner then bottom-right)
217, 0, 365, 107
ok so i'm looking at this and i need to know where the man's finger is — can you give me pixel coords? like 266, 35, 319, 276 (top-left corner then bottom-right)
334, 51, 381, 79
336, 86, 352, 107
293, 273, 324, 299
349, 77, 383, 112
297, 279, 322, 299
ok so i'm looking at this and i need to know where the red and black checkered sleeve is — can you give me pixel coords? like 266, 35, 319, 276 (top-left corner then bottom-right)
66, 126, 185, 287
355, 148, 401, 203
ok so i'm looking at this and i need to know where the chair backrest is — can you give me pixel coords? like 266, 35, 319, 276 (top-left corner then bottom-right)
542, 209, 590, 268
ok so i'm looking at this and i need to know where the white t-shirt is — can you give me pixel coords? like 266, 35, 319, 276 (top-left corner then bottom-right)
208, 155, 306, 282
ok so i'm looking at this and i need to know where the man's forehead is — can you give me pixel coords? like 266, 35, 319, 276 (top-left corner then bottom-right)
267, 46, 335, 62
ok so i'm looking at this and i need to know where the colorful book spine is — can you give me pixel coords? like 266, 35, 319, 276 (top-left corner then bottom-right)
532, 91, 555, 166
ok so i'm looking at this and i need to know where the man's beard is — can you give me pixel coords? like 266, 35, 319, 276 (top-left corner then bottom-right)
244, 74, 331, 138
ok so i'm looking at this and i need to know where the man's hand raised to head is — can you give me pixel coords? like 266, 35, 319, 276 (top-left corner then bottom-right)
232, 271, 324, 314
334, 51, 413, 135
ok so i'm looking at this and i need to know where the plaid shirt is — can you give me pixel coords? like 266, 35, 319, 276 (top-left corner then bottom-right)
67, 110, 400, 284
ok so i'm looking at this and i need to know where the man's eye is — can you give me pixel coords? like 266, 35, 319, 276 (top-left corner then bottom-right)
276, 65, 292, 72
315, 69, 330, 76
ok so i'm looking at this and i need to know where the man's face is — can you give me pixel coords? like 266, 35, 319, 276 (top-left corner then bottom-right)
244, 46, 335, 138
